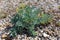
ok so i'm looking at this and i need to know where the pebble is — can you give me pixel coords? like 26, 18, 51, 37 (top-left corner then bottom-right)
1, 34, 7, 39
29, 37, 34, 40
43, 33, 49, 37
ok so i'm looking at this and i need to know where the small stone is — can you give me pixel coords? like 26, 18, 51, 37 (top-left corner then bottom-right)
38, 33, 42, 37
22, 39, 25, 40
43, 33, 49, 37
40, 30, 43, 33
1, 34, 7, 39
38, 38, 41, 40
28, 37, 34, 40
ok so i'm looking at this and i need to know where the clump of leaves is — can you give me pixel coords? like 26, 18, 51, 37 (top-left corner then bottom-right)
9, 5, 53, 38
39, 13, 53, 25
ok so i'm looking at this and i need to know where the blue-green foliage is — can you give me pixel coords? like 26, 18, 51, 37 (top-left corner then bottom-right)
9, 5, 52, 37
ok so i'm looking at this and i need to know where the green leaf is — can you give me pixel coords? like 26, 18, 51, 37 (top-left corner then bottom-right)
16, 21, 23, 26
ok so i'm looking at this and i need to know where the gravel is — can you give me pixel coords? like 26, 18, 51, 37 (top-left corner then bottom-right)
0, 0, 60, 40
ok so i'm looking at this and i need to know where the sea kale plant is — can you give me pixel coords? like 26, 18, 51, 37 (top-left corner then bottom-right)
9, 5, 53, 37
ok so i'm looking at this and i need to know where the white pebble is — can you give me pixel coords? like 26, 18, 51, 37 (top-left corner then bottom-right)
43, 33, 49, 37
